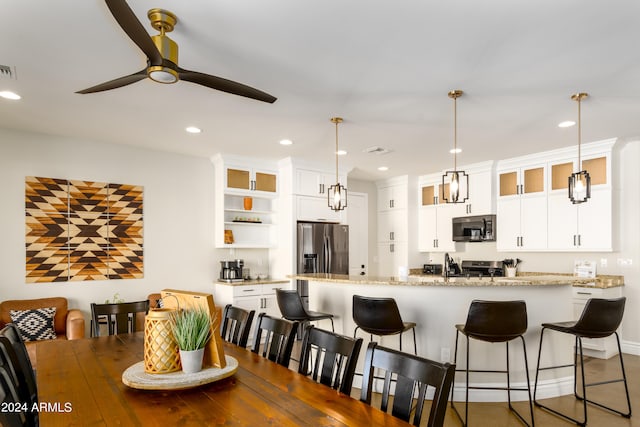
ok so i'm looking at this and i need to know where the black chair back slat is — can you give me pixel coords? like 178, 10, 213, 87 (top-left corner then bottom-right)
298, 325, 362, 394
360, 342, 455, 427
251, 313, 298, 367
220, 304, 255, 348
90, 300, 149, 337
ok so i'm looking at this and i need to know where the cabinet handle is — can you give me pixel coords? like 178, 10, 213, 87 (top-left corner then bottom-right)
390, 231, 394, 241
520, 236, 523, 247
435, 239, 438, 248
578, 235, 581, 246
390, 243, 394, 253
573, 235, 577, 246
242, 289, 257, 293
577, 291, 592, 295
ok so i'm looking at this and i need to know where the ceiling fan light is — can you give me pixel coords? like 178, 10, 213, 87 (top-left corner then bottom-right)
148, 66, 178, 84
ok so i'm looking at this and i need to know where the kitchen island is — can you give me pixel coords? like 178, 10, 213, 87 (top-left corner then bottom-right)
289, 272, 624, 402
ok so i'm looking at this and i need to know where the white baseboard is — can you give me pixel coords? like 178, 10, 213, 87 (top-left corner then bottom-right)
450, 376, 574, 402
622, 340, 640, 356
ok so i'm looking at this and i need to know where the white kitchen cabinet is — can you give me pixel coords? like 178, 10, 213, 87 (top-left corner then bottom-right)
214, 281, 291, 346
417, 174, 457, 252
496, 161, 548, 251
462, 163, 495, 215
547, 187, 612, 251
295, 168, 340, 197
376, 176, 416, 276
224, 163, 278, 195
213, 155, 279, 248
296, 195, 343, 223
547, 151, 612, 251
572, 285, 623, 358
293, 166, 346, 223
377, 182, 408, 211
376, 242, 408, 277
377, 210, 408, 244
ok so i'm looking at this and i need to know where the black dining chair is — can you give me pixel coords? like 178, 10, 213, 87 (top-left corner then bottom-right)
360, 342, 455, 427
451, 300, 534, 427
352, 295, 417, 354
251, 313, 298, 367
0, 324, 38, 426
220, 304, 255, 348
90, 300, 150, 336
534, 297, 631, 426
0, 365, 28, 427
276, 289, 335, 335
298, 325, 362, 395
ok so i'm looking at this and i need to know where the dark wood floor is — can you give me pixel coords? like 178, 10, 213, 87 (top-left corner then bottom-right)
291, 343, 638, 426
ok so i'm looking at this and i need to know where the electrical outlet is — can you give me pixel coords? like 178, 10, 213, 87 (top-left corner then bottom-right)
440, 347, 451, 362
617, 258, 633, 267
600, 258, 608, 268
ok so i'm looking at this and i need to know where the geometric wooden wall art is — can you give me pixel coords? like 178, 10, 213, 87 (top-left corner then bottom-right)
25, 176, 143, 283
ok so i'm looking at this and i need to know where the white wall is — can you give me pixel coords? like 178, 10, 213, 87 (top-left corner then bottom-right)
0, 128, 268, 335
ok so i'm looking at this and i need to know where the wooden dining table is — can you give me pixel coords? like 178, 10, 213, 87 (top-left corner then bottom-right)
36, 332, 410, 426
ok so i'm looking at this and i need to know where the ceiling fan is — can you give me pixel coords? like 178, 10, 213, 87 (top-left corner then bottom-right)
76, 0, 277, 103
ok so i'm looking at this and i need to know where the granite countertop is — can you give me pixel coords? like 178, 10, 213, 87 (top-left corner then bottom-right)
215, 278, 289, 286
289, 272, 624, 288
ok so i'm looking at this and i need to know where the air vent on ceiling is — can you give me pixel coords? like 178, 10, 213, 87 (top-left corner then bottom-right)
363, 146, 392, 155
0, 65, 16, 79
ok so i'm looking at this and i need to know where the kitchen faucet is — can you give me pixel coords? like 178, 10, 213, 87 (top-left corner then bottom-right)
444, 253, 452, 279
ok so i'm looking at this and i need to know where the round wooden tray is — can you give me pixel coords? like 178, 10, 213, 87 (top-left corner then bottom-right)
122, 355, 238, 390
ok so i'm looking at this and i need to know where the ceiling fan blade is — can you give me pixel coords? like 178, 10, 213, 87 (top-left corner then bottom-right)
76, 69, 147, 94
105, 0, 162, 66
177, 68, 277, 103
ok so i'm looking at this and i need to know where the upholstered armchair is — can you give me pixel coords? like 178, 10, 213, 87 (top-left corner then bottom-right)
0, 297, 85, 368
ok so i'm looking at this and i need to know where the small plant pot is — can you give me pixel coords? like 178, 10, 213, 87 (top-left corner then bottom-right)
505, 267, 517, 278
179, 348, 205, 374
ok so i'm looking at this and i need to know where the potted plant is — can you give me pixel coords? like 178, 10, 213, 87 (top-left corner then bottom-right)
169, 308, 213, 373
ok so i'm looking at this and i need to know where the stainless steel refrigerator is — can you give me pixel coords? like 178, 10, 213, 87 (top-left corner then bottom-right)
297, 222, 349, 308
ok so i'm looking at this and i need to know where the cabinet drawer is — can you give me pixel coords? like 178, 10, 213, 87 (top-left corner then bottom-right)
572, 286, 604, 301
233, 285, 262, 298
262, 283, 288, 295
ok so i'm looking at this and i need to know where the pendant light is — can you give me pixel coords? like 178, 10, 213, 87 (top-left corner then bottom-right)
442, 90, 469, 203
328, 117, 347, 211
568, 92, 591, 204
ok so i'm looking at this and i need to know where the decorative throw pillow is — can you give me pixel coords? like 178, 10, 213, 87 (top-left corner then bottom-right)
9, 307, 58, 342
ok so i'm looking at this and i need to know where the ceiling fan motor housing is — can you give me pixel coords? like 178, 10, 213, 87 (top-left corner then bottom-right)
147, 8, 179, 83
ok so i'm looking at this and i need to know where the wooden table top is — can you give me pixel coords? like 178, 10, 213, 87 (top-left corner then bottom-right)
36, 333, 410, 426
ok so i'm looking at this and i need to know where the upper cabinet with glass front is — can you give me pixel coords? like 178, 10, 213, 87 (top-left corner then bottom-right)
547, 140, 614, 251
218, 156, 278, 196
496, 138, 616, 252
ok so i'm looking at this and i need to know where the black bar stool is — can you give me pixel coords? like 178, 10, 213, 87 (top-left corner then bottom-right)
533, 297, 631, 426
352, 295, 417, 354
451, 300, 534, 427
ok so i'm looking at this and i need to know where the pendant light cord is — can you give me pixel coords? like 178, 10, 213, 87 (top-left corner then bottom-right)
335, 119, 339, 182
453, 95, 457, 171
577, 96, 581, 168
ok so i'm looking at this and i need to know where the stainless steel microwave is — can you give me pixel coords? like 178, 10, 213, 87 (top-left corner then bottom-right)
452, 214, 496, 242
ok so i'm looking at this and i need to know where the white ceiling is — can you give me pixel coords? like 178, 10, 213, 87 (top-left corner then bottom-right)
2, 0, 640, 181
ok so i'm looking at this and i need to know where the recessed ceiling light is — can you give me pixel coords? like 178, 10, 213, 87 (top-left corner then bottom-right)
185, 126, 201, 134
449, 148, 462, 154
279, 139, 293, 146
336, 150, 347, 156
558, 121, 576, 128
378, 166, 389, 171
0, 91, 21, 100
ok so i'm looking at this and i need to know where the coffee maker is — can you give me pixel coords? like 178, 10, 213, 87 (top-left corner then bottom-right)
219, 259, 244, 282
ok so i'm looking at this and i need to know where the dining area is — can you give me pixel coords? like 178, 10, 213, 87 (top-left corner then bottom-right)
33, 332, 413, 426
